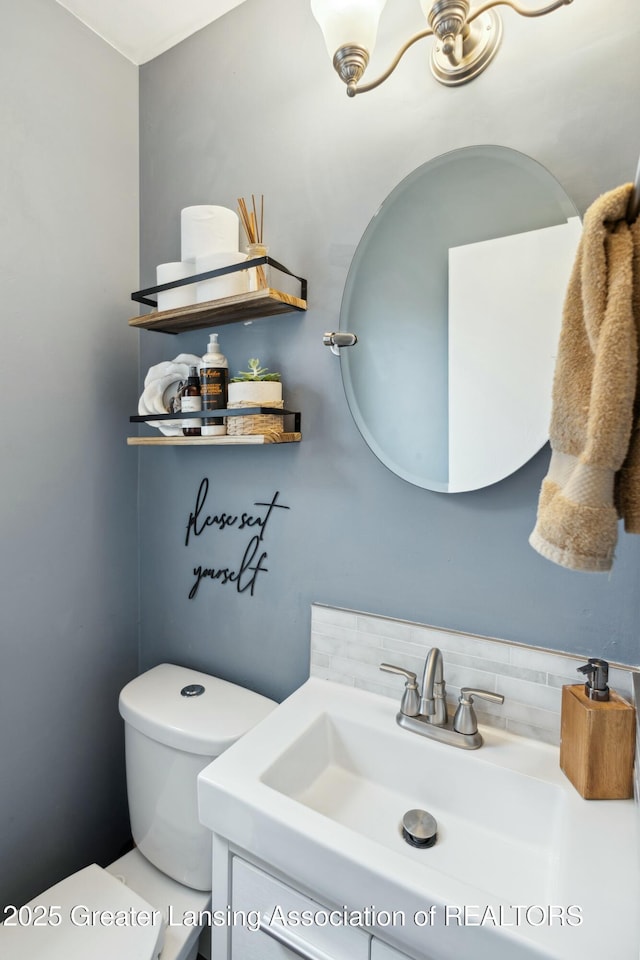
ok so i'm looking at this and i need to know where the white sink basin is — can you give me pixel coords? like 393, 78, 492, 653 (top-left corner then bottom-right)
261, 711, 562, 905
198, 678, 638, 960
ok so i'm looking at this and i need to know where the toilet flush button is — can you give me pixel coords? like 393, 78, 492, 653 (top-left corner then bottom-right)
181, 683, 205, 697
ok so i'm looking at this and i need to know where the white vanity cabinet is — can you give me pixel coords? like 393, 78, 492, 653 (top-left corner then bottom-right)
200, 678, 639, 960
230, 857, 370, 960
224, 854, 429, 960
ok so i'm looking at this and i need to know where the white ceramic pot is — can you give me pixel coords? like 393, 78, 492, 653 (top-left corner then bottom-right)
227, 381, 282, 406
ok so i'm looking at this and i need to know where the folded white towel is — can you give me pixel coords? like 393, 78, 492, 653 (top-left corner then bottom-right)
139, 353, 202, 436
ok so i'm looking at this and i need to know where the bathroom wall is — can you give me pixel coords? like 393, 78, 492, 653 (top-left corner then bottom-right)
138, 0, 640, 703
0, 0, 139, 908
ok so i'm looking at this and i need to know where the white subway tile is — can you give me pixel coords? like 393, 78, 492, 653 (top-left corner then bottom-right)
506, 719, 559, 746
432, 628, 511, 664
409, 623, 463, 650
310, 651, 330, 668
311, 631, 351, 656
442, 662, 498, 694
356, 614, 414, 644
380, 634, 435, 660
345, 641, 402, 670
318, 665, 356, 686
608, 667, 635, 701
498, 697, 560, 733
311, 620, 358, 644
444, 650, 546, 685
496, 675, 562, 713
329, 655, 383, 685
311, 603, 358, 629
509, 645, 580, 677
546, 674, 578, 690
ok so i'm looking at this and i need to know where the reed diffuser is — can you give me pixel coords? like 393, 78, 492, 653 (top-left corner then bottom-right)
238, 194, 267, 290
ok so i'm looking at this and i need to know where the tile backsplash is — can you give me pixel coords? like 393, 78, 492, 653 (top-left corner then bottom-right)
310, 603, 636, 746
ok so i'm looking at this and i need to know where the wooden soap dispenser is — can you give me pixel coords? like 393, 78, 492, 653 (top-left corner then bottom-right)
560, 658, 636, 800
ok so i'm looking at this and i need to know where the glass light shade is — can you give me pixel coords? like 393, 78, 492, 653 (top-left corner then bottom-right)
311, 0, 388, 59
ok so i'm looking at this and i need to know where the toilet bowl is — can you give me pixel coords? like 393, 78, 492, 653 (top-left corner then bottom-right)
0, 664, 276, 960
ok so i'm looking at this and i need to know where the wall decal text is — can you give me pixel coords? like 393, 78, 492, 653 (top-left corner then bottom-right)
185, 478, 289, 600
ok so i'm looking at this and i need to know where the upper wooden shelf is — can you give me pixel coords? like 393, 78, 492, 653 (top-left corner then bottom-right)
129, 256, 307, 334
129, 288, 306, 335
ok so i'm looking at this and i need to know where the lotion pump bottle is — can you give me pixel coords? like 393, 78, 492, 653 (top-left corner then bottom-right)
200, 333, 228, 436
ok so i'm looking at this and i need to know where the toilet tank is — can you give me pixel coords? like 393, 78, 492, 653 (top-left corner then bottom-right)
119, 663, 276, 891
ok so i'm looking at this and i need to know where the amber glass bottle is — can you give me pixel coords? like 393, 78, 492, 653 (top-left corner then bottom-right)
181, 366, 202, 437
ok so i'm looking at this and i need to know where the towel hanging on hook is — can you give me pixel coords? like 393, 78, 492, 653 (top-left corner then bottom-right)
625, 153, 640, 224
530, 182, 640, 572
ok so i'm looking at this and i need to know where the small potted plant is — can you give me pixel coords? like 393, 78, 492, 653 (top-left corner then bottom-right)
227, 359, 283, 436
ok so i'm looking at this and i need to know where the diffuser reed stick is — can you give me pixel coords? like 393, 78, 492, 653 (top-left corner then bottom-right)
238, 195, 267, 288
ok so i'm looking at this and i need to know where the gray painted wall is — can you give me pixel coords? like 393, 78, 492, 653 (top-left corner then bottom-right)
10, 0, 639, 921
137, 0, 640, 704
0, 0, 139, 908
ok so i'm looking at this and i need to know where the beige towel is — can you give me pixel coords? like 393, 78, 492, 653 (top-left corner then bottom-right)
529, 183, 640, 571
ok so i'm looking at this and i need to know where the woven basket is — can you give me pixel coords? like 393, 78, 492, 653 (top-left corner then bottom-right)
226, 399, 284, 437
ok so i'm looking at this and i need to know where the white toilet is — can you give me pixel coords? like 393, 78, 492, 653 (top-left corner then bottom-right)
0, 663, 275, 960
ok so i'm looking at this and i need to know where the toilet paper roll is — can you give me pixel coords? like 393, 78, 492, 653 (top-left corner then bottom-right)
156, 261, 197, 312
181, 205, 239, 261
196, 252, 249, 303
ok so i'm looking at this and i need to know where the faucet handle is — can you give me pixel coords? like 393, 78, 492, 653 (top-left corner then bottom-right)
453, 687, 505, 736
380, 663, 421, 717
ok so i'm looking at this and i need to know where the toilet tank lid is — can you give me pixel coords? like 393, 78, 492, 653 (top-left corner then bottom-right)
0, 864, 164, 960
119, 663, 277, 755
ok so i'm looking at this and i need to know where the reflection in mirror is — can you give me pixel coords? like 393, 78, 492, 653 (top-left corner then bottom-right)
339, 145, 580, 493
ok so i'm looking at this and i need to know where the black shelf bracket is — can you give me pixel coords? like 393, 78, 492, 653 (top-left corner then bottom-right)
130, 407, 301, 434
131, 257, 307, 309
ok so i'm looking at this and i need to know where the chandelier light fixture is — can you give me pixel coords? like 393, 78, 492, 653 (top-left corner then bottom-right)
310, 0, 573, 96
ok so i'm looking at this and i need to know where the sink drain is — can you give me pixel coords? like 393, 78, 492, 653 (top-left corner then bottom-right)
402, 809, 437, 848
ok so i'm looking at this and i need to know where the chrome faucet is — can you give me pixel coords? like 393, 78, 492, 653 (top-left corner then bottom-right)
420, 646, 447, 725
380, 647, 504, 750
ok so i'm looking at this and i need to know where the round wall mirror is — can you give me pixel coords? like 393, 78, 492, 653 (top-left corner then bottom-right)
339, 145, 580, 492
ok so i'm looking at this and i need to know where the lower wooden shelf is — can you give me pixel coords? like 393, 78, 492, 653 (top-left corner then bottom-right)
127, 432, 301, 446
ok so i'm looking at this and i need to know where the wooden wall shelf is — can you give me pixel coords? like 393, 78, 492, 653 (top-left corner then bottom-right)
129, 407, 301, 447
128, 432, 301, 446
129, 288, 306, 335
129, 256, 307, 334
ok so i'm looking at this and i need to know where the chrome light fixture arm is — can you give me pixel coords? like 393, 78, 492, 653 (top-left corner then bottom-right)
467, 0, 573, 25
331, 0, 573, 95
339, 28, 434, 97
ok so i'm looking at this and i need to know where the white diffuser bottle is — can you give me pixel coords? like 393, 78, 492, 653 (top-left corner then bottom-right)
200, 333, 228, 436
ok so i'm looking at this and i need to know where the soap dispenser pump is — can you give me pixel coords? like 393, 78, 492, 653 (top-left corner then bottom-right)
578, 657, 610, 701
560, 657, 635, 799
